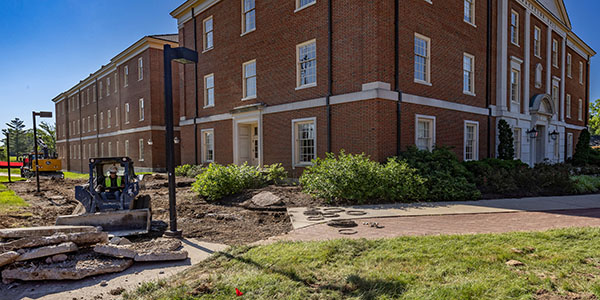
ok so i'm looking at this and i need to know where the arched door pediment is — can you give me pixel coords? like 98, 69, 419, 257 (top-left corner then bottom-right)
529, 94, 555, 116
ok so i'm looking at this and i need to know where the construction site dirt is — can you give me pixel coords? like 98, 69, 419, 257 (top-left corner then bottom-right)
0, 175, 325, 245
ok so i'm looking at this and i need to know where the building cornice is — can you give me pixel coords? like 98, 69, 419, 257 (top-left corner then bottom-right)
170, 0, 221, 28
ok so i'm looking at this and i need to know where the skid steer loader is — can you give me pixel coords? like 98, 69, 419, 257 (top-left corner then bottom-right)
56, 157, 151, 237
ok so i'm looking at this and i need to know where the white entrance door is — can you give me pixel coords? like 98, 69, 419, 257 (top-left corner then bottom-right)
250, 125, 259, 166
535, 125, 545, 163
238, 124, 251, 164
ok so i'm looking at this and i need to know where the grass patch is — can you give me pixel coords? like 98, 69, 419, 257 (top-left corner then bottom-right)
0, 168, 21, 175
0, 182, 27, 212
125, 227, 600, 300
63, 171, 88, 180
0, 176, 24, 183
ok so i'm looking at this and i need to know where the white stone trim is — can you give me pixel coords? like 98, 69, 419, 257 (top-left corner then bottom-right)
403, 93, 489, 116
60, 126, 180, 142
567, 39, 589, 60
546, 26, 552, 94
523, 10, 531, 114
496, 0, 509, 110
173, 0, 222, 28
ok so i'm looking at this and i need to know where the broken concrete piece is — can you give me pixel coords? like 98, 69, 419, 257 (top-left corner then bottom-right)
0, 251, 19, 267
251, 191, 283, 207
94, 244, 137, 259
134, 250, 188, 262
16, 242, 78, 262
2, 252, 133, 281
506, 259, 525, 266
109, 237, 131, 246
0, 226, 100, 239
0, 231, 108, 252
51, 254, 68, 263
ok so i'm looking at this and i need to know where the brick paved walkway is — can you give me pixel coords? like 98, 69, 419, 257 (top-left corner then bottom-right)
260, 208, 600, 244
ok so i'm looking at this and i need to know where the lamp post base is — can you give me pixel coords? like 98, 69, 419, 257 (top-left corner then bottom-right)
163, 230, 183, 238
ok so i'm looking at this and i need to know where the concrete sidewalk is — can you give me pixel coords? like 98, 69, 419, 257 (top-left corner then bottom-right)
288, 194, 600, 229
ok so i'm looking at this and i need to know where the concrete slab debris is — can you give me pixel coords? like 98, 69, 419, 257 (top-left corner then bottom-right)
134, 250, 188, 262
0, 251, 19, 267
251, 191, 284, 207
93, 244, 137, 259
16, 242, 78, 262
0, 226, 100, 239
0, 231, 108, 252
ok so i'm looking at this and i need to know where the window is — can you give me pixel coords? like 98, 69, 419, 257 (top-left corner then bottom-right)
82, 118, 85, 133
94, 143, 98, 157
203, 17, 214, 51
107, 110, 112, 128
125, 140, 129, 157
463, 54, 475, 94
108, 142, 112, 157
125, 103, 130, 124
115, 107, 119, 127
414, 34, 431, 84
464, 0, 474, 25
138, 58, 143, 81
552, 85, 559, 116
99, 82, 103, 99
116, 141, 120, 156
202, 129, 214, 163
93, 85, 96, 102
578, 99, 583, 120
510, 10, 519, 45
101, 142, 105, 157
88, 144, 91, 159
566, 94, 571, 118
534, 26, 541, 58
87, 116, 91, 133
138, 139, 144, 161
293, 118, 316, 166
124, 66, 129, 87
297, 40, 317, 88
552, 39, 558, 68
464, 121, 478, 161
94, 114, 97, 131
513, 128, 521, 160
554, 135, 560, 161
139, 98, 145, 121
567, 133, 573, 159
114, 73, 118, 93
204, 74, 215, 107
106, 77, 110, 96
567, 54, 572, 77
510, 69, 520, 103
242, 0, 255, 34
296, 0, 316, 10
416, 116, 435, 151
243, 60, 257, 99
579, 61, 584, 84
77, 120, 80, 134
87, 89, 90, 105
100, 112, 104, 130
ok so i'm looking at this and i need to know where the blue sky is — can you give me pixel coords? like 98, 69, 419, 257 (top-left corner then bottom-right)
0, 0, 598, 132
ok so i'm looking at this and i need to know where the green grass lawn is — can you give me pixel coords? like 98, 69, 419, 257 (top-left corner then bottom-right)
0, 168, 21, 175
124, 227, 600, 300
63, 171, 89, 180
0, 180, 27, 212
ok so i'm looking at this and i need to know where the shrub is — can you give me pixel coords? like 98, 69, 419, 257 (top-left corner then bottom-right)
262, 163, 288, 184
175, 164, 204, 178
497, 120, 515, 160
400, 147, 481, 201
300, 151, 426, 203
191, 163, 264, 201
175, 164, 191, 177
572, 175, 600, 194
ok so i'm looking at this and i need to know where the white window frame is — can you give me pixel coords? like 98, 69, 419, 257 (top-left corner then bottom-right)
567, 53, 572, 78
292, 117, 317, 167
510, 10, 519, 46
579, 61, 584, 84
295, 0, 316, 12
138, 57, 143, 81
296, 39, 317, 89
552, 83, 559, 117
139, 98, 145, 121
106, 77, 111, 96
107, 110, 112, 128
464, 0, 475, 26
567, 133, 574, 159
101, 142, 105, 157
566, 94, 571, 118
241, 0, 256, 35
87, 89, 90, 104
414, 33, 431, 85
203, 16, 214, 51
204, 74, 215, 107
88, 144, 92, 159
100, 112, 104, 130
115, 107, 119, 127
108, 142, 112, 157
114, 73, 118, 93
242, 60, 257, 100
93, 85, 96, 102
138, 139, 145, 162
125, 140, 129, 157
415, 114, 436, 151
534, 26, 541, 58
125, 103, 130, 124
99, 82, 103, 99
513, 127, 521, 160
201, 128, 215, 163
93, 114, 97, 131
464, 121, 479, 161
578, 99, 583, 121
552, 39, 558, 68
124, 66, 129, 87
463, 53, 475, 95
510, 68, 520, 104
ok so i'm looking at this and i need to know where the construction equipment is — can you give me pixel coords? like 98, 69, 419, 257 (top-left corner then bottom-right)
20, 140, 63, 179
56, 157, 151, 237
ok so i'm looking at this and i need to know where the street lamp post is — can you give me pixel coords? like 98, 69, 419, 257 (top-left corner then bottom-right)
32, 111, 52, 194
162, 44, 198, 238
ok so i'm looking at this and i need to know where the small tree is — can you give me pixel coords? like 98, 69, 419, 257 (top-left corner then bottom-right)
573, 128, 592, 166
589, 99, 600, 135
497, 119, 515, 160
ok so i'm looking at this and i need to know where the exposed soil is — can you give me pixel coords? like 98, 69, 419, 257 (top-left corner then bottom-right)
535, 289, 598, 300
0, 176, 326, 245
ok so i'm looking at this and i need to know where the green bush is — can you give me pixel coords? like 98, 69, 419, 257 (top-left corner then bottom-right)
175, 164, 204, 178
262, 163, 288, 184
175, 164, 191, 177
300, 151, 426, 203
192, 163, 264, 201
400, 147, 481, 201
572, 175, 600, 194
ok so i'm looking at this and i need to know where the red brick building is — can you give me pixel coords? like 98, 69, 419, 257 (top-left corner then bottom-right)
169, 0, 594, 175
54, 35, 182, 173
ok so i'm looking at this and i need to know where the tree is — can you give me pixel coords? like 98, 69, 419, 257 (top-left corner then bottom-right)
589, 99, 600, 135
5, 118, 32, 156
497, 119, 515, 160
37, 121, 56, 155
573, 128, 592, 166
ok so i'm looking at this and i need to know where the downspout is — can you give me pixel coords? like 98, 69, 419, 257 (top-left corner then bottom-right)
326, 0, 332, 153
395, 0, 402, 156
65, 93, 70, 171
486, 0, 493, 158
192, 7, 200, 165
95, 78, 99, 158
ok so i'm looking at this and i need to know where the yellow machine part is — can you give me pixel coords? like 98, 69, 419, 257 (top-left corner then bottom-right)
32, 159, 62, 172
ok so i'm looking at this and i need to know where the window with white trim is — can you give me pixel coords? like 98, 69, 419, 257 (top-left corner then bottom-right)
107, 110, 111, 128
567, 133, 573, 159
125, 140, 129, 157
296, 0, 316, 10
114, 73, 118, 93
94, 114, 97, 131
124, 66, 129, 87
513, 128, 521, 160
464, 0, 474, 25
202, 129, 214, 163
567, 54, 572, 78
125, 103, 130, 124
93, 85, 96, 102
510, 10, 519, 46
463, 53, 475, 94
115, 107, 119, 127
293, 118, 316, 166
552, 84, 559, 116
99, 82, 103, 99
101, 142, 105, 157
464, 121, 478, 161
297, 40, 317, 88
534, 26, 541, 58
139, 98, 145, 121
552, 39, 558, 68
243, 60, 257, 99
94, 143, 98, 157
579, 61, 584, 84
108, 142, 112, 157
566, 94, 571, 118
82, 118, 85, 133
116, 141, 120, 156
204, 74, 215, 107
138, 57, 143, 81
100, 112, 104, 130
416, 116, 435, 151
554, 135, 560, 161
578, 99, 583, 120
87, 89, 90, 104
138, 139, 144, 161
510, 69, 520, 104
414, 34, 431, 84
203, 17, 214, 51
242, 0, 255, 34
88, 144, 91, 159
106, 77, 110, 96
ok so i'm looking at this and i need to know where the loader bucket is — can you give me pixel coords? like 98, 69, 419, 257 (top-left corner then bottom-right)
56, 209, 151, 237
